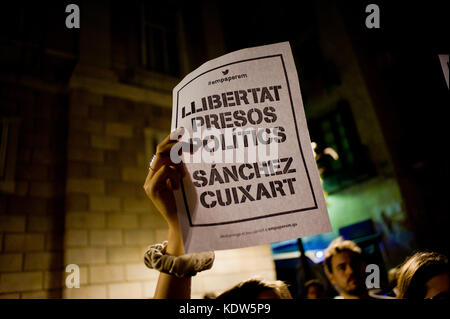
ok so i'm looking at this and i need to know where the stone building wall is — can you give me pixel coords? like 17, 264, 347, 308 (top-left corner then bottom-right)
0, 83, 68, 298
62, 86, 276, 299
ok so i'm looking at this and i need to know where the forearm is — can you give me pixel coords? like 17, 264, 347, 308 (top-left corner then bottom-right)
166, 221, 184, 255
153, 224, 191, 299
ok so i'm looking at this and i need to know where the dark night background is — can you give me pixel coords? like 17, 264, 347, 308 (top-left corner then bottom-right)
0, 0, 448, 298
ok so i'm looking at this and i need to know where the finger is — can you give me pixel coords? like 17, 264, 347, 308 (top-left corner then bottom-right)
169, 164, 186, 184
157, 127, 185, 150
144, 159, 172, 190
152, 165, 182, 190
170, 126, 185, 141
145, 164, 170, 195
148, 130, 186, 180
156, 134, 186, 163
148, 151, 183, 180
144, 168, 152, 189
157, 141, 179, 155
176, 162, 187, 177
167, 166, 182, 191
161, 141, 189, 166
144, 163, 184, 198
168, 168, 181, 190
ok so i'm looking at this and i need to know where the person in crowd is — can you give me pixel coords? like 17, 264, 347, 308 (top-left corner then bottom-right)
203, 292, 217, 299
323, 237, 370, 299
396, 251, 449, 299
385, 266, 401, 297
216, 277, 292, 299
304, 279, 325, 299
143, 129, 291, 299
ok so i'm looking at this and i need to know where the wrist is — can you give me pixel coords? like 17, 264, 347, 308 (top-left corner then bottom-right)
166, 224, 184, 256
166, 216, 180, 231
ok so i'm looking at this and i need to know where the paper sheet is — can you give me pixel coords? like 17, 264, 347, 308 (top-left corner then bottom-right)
438, 54, 449, 89
171, 42, 332, 253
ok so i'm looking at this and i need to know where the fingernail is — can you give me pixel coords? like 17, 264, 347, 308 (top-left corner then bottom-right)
177, 127, 185, 139
174, 126, 184, 133
170, 127, 185, 141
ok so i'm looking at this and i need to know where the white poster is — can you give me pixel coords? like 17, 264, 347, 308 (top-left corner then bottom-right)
438, 54, 449, 89
171, 42, 331, 253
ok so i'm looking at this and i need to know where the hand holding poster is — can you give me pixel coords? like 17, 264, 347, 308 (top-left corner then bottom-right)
171, 42, 332, 253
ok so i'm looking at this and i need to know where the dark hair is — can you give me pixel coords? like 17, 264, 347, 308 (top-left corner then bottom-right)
396, 251, 449, 299
324, 237, 362, 274
216, 278, 292, 299
305, 279, 324, 293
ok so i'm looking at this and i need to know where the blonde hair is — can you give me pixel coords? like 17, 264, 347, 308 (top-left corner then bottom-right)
216, 277, 292, 299
324, 237, 362, 274
396, 251, 448, 299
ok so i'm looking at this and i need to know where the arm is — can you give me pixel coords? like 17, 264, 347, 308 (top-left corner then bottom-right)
143, 129, 191, 299
153, 223, 192, 299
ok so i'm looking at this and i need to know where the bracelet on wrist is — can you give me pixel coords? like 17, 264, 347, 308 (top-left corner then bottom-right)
144, 241, 215, 278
